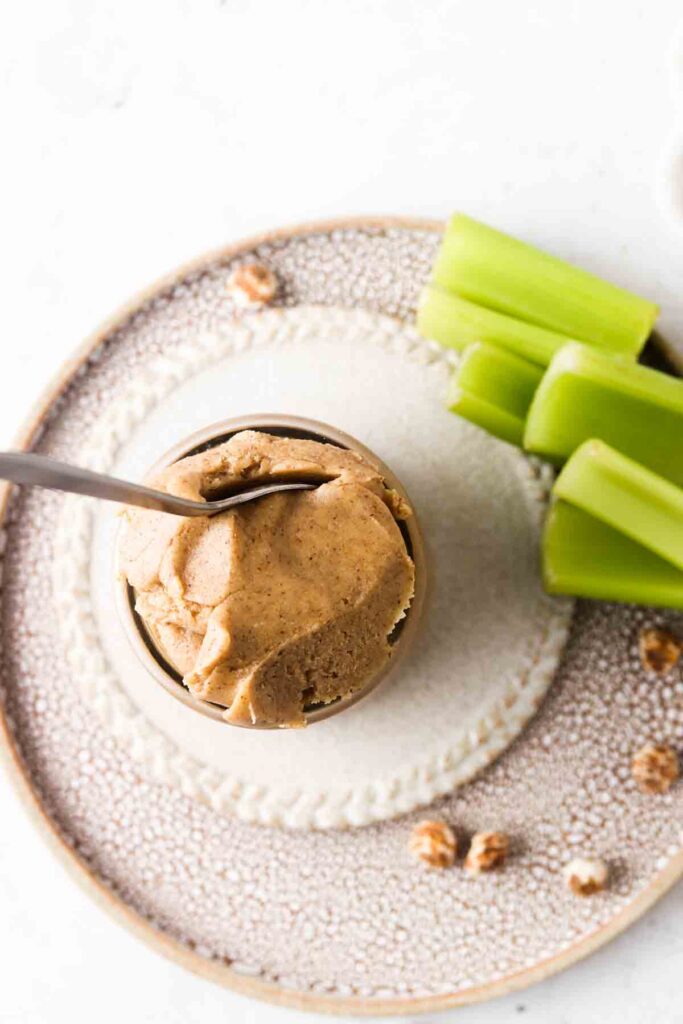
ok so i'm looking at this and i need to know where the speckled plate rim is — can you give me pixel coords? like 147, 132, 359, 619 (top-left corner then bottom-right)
1, 215, 682, 1017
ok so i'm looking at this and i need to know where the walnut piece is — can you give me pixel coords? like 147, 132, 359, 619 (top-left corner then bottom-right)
227, 262, 278, 306
464, 831, 509, 875
563, 857, 608, 896
638, 627, 682, 675
409, 820, 457, 869
632, 742, 680, 794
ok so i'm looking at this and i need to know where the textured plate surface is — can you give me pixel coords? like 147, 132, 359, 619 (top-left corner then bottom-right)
54, 303, 570, 829
1, 219, 683, 1014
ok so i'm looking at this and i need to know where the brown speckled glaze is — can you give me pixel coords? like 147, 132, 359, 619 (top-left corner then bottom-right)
1, 219, 682, 1015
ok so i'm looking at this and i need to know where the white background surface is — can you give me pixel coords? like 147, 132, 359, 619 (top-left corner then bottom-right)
1, 1, 682, 1020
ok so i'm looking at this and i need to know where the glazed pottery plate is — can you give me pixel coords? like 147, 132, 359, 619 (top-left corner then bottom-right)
1, 218, 682, 1015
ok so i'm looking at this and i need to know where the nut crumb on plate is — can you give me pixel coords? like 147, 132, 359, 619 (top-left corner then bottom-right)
227, 262, 279, 306
409, 820, 457, 869
638, 627, 682, 675
465, 831, 509, 875
632, 742, 679, 794
563, 857, 608, 896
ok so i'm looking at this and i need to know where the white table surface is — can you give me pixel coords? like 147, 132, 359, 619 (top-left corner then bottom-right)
1, 1, 682, 1020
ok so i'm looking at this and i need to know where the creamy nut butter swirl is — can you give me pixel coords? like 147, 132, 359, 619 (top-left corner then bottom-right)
119, 431, 415, 727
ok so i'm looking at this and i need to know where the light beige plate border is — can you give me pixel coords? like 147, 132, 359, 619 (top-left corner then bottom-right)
1, 215, 682, 1016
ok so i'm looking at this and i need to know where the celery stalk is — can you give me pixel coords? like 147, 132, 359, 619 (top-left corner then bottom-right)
446, 387, 526, 447
433, 214, 658, 355
543, 500, 683, 609
417, 285, 572, 366
554, 440, 683, 572
524, 342, 683, 486
446, 342, 543, 446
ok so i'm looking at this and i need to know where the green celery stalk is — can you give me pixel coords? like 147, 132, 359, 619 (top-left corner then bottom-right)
554, 440, 683, 572
543, 500, 683, 609
417, 285, 573, 366
433, 214, 658, 355
446, 387, 525, 447
524, 342, 683, 486
446, 342, 543, 446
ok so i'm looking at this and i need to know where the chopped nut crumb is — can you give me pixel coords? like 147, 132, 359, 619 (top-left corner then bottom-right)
632, 742, 680, 794
638, 627, 682, 675
465, 831, 509, 874
227, 263, 279, 306
563, 857, 608, 896
409, 820, 457, 869
384, 488, 412, 521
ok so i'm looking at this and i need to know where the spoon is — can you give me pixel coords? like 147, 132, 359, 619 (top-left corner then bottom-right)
0, 452, 315, 516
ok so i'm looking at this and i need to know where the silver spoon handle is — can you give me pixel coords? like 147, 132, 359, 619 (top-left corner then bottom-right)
0, 452, 314, 516
0, 452, 205, 514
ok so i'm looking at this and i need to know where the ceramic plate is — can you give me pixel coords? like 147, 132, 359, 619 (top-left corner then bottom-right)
1, 218, 682, 1015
